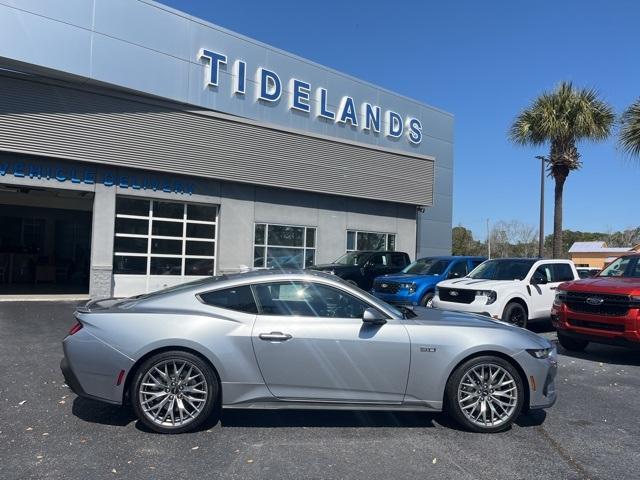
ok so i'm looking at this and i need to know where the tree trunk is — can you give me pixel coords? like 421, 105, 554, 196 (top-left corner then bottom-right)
552, 172, 567, 258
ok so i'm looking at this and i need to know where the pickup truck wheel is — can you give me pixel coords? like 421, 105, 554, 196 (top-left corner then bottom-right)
557, 332, 589, 352
502, 302, 527, 328
420, 292, 435, 308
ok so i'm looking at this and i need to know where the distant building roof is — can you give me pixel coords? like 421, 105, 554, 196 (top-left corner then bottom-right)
568, 241, 631, 253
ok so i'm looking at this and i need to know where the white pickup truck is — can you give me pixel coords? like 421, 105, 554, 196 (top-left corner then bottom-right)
432, 258, 579, 328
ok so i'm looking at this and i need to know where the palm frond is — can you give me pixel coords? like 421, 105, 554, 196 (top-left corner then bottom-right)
619, 98, 640, 158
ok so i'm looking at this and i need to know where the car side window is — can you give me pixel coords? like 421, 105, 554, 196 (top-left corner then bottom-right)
369, 254, 386, 266
470, 260, 484, 270
199, 285, 258, 314
552, 263, 575, 282
253, 281, 370, 318
533, 264, 553, 283
449, 261, 468, 278
388, 253, 406, 267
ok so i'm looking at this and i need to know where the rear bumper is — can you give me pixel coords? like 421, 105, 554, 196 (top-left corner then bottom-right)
61, 330, 134, 405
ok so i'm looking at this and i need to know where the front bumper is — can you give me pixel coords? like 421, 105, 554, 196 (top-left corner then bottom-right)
514, 349, 558, 410
372, 290, 421, 306
552, 304, 640, 347
432, 295, 503, 318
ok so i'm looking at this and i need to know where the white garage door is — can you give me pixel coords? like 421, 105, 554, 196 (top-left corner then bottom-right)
112, 196, 217, 297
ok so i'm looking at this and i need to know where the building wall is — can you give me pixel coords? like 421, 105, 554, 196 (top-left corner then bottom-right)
570, 253, 625, 269
0, 0, 454, 256
1, 154, 416, 298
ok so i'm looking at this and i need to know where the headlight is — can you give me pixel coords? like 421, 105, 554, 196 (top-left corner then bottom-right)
527, 348, 552, 359
400, 282, 417, 294
553, 289, 566, 306
476, 290, 497, 305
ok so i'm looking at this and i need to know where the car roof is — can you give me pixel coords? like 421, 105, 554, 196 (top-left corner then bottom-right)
415, 255, 485, 261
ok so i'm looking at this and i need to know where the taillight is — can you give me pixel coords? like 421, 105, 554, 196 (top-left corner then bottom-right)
68, 321, 83, 336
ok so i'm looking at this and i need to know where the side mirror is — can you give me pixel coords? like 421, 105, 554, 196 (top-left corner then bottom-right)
362, 307, 387, 325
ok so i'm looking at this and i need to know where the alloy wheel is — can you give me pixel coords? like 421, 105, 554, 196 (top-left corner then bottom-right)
138, 359, 209, 428
457, 363, 518, 428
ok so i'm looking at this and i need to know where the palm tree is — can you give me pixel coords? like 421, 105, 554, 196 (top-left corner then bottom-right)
620, 98, 640, 158
509, 82, 614, 258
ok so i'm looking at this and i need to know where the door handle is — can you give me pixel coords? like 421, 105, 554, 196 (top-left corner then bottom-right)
259, 332, 292, 342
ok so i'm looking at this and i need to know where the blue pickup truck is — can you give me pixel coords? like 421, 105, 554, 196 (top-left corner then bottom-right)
371, 256, 486, 307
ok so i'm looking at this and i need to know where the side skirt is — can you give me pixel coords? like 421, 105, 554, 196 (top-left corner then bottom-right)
223, 400, 441, 412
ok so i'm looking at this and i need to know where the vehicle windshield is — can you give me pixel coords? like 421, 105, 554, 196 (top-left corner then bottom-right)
403, 258, 450, 275
333, 252, 367, 266
598, 256, 640, 278
468, 259, 536, 281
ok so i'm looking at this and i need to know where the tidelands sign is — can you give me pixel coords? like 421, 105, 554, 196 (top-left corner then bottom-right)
199, 49, 423, 145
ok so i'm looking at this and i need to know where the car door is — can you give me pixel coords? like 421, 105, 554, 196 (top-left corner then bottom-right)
528, 263, 561, 318
250, 280, 411, 403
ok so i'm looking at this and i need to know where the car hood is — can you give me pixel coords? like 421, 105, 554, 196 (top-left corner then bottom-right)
560, 276, 640, 294
437, 278, 520, 291
405, 307, 550, 348
376, 273, 440, 284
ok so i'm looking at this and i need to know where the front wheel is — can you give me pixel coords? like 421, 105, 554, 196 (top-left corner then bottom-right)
502, 302, 528, 328
131, 351, 219, 434
420, 292, 435, 308
445, 356, 524, 433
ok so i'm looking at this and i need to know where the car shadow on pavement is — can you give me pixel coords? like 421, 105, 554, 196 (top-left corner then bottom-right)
72, 397, 137, 427
557, 343, 640, 367
219, 409, 443, 428
528, 318, 555, 334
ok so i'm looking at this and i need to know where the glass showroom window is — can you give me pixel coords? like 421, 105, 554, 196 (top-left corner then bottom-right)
253, 223, 316, 269
346, 230, 396, 252
113, 197, 217, 276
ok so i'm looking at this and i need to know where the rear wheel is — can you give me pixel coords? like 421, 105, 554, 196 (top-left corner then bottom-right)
420, 292, 435, 308
502, 302, 527, 328
445, 356, 524, 433
557, 332, 589, 352
131, 351, 219, 434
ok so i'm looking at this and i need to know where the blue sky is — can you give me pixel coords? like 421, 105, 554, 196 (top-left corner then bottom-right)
162, 0, 640, 240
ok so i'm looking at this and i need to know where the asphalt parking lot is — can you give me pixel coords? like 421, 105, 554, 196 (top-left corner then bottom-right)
1, 301, 639, 480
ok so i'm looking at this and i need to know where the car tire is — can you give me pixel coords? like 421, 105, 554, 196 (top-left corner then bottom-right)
445, 355, 524, 433
420, 292, 435, 308
557, 332, 589, 352
131, 350, 219, 434
502, 302, 528, 328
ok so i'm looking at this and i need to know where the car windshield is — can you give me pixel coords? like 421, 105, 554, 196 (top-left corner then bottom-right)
403, 258, 450, 275
333, 252, 367, 266
598, 256, 640, 278
468, 259, 536, 281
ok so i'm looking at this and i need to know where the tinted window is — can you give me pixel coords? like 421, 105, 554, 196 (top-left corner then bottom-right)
470, 260, 484, 269
468, 259, 536, 281
533, 264, 553, 283
552, 263, 575, 282
369, 254, 386, 266
199, 285, 258, 313
403, 258, 450, 275
253, 281, 370, 318
389, 253, 407, 267
449, 261, 468, 278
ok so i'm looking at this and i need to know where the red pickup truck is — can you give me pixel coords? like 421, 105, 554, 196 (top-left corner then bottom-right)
551, 254, 640, 351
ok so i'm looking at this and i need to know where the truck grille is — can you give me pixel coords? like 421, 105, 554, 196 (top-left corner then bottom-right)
565, 292, 631, 317
373, 281, 400, 294
438, 288, 475, 304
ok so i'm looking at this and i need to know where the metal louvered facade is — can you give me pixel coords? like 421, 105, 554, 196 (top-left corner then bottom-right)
0, 76, 433, 206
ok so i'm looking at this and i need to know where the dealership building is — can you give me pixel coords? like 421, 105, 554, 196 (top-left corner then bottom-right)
0, 0, 453, 299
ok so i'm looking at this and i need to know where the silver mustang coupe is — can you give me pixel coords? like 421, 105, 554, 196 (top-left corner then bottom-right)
61, 270, 557, 434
